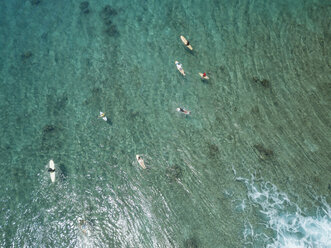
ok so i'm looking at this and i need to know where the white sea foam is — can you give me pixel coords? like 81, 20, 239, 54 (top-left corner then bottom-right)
239, 176, 331, 248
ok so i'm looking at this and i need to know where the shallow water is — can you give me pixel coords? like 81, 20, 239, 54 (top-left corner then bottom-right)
0, 0, 330, 247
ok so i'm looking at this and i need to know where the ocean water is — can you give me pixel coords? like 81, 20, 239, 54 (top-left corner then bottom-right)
0, 0, 330, 247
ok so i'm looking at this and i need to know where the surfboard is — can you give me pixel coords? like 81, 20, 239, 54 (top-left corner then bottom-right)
136, 155, 146, 169
49, 159, 55, 182
176, 108, 191, 115
199, 72, 209, 80
180, 35, 193, 50
78, 218, 89, 235
175, 61, 185, 76
99, 112, 107, 121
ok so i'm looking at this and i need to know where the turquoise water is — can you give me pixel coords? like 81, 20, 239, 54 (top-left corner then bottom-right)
0, 0, 330, 247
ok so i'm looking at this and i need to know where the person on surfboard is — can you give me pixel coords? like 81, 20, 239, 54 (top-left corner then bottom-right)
98, 112, 107, 121
199, 72, 209, 80
177, 107, 191, 115
175, 61, 185, 76
48, 168, 55, 172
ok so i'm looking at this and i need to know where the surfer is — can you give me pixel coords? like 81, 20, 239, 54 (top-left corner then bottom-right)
199, 72, 209, 80
177, 107, 191, 115
186, 40, 190, 46
175, 61, 185, 76
98, 112, 107, 121
176, 61, 183, 70
136, 155, 146, 169
48, 168, 55, 172
78, 218, 88, 234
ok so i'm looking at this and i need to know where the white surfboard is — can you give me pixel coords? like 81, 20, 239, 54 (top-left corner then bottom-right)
78, 218, 89, 235
99, 111, 107, 121
175, 61, 185, 76
49, 159, 55, 182
199, 72, 209, 80
180, 35, 193, 50
176, 107, 191, 115
136, 155, 146, 169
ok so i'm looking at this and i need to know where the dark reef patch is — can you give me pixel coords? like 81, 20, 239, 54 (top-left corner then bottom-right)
59, 163, 68, 180
43, 124, 56, 133
101, 5, 118, 19
252, 77, 270, 88
166, 165, 183, 181
254, 144, 274, 159
30, 0, 41, 5
41, 124, 64, 151
100, 5, 119, 37
104, 25, 119, 37
79, 1, 90, 14
46, 93, 68, 115
21, 51, 33, 60
208, 143, 219, 158
184, 237, 199, 248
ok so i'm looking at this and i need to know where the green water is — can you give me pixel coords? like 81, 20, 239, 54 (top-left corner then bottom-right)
0, 0, 330, 247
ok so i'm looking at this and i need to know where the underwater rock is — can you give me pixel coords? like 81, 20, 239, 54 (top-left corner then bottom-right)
30, 0, 41, 5
79, 1, 90, 14
252, 77, 270, 88
59, 163, 68, 179
41, 124, 63, 151
92, 87, 102, 95
184, 237, 199, 248
101, 5, 118, 28
55, 94, 68, 110
260, 79, 270, 87
103, 18, 112, 26
101, 5, 117, 19
251, 106, 260, 115
41, 125, 65, 152
166, 165, 183, 181
21, 51, 33, 60
43, 124, 56, 133
208, 143, 219, 157
254, 144, 274, 159
104, 25, 119, 37
130, 110, 139, 119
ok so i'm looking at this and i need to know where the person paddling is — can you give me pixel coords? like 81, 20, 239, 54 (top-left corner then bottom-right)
199, 72, 209, 80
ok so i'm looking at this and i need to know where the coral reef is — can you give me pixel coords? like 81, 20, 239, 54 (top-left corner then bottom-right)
30, 0, 41, 5
21, 51, 33, 60
104, 25, 119, 37
254, 144, 274, 159
100, 5, 119, 37
252, 77, 270, 88
79, 1, 90, 14
166, 165, 183, 181
184, 237, 199, 248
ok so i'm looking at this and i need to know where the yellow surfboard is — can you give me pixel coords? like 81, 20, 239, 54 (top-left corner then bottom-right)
180, 35, 193, 50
